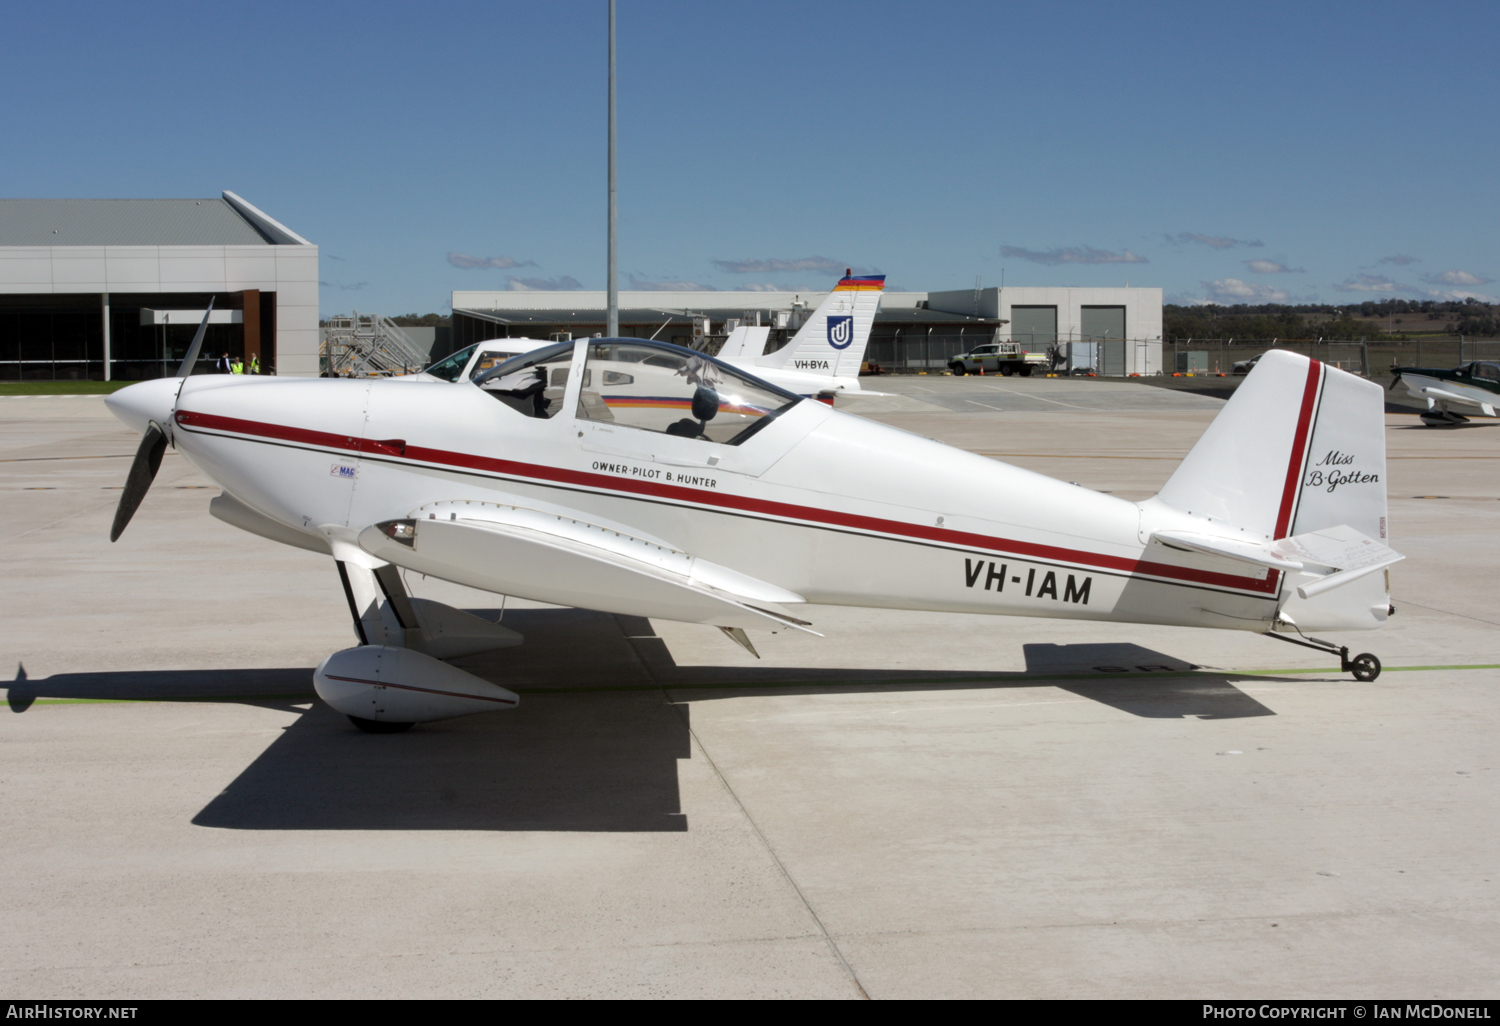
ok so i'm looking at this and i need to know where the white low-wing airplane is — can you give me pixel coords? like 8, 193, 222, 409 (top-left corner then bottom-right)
1390, 359, 1500, 426
404, 272, 885, 398
105, 315, 1401, 732
714, 273, 885, 396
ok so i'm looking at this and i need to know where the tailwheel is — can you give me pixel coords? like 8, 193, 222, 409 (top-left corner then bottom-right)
348, 715, 415, 734
1264, 631, 1382, 682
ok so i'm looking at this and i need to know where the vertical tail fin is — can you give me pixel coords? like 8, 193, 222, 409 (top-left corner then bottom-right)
757, 273, 885, 379
1151, 349, 1393, 630
1156, 350, 1388, 543
717, 325, 772, 361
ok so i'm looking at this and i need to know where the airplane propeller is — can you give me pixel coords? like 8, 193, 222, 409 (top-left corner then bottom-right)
109, 299, 215, 542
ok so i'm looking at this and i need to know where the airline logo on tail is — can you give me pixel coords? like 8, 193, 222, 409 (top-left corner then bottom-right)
828, 316, 854, 349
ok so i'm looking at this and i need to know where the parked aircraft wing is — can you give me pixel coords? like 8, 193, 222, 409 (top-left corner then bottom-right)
356, 499, 818, 635
1420, 385, 1496, 416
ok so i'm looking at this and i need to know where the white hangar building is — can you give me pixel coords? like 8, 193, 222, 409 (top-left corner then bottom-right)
450, 285, 1163, 375
0, 192, 318, 380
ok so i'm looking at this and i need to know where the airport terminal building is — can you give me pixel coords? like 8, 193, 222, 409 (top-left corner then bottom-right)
451, 285, 1163, 375
0, 193, 319, 380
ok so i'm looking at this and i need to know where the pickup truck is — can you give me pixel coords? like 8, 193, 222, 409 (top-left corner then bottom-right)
949, 342, 1049, 377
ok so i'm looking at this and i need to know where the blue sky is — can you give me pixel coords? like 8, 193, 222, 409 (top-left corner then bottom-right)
3, 0, 1496, 313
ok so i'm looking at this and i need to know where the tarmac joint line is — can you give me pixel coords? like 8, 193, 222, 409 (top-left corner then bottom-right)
666, 697, 872, 1001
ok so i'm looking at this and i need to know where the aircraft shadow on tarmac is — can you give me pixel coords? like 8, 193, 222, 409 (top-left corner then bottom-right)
6, 612, 1279, 833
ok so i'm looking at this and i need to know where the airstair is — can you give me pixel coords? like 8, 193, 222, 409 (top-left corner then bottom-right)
320, 312, 429, 376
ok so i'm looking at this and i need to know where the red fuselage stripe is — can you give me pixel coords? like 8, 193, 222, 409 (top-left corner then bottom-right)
1274, 360, 1323, 539
177, 409, 1275, 595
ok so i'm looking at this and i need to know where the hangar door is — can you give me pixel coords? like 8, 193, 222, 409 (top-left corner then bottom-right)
1009, 306, 1056, 352
1082, 306, 1126, 376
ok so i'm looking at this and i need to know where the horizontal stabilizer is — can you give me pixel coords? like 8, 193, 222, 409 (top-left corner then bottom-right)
357, 500, 818, 634
1151, 529, 1305, 571
1275, 524, 1404, 599
1153, 524, 1402, 600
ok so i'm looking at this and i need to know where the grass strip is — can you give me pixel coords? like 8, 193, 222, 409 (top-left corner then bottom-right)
0, 381, 135, 395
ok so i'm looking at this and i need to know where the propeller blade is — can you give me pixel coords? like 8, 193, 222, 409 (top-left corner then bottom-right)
110, 421, 169, 542
174, 297, 216, 379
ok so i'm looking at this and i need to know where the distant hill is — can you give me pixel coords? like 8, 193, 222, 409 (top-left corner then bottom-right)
1165, 299, 1498, 340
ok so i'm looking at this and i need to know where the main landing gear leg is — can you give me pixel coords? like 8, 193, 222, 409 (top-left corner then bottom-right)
1264, 631, 1381, 681
333, 559, 417, 734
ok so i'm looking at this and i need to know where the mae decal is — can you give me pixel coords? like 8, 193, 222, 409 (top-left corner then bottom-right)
827, 316, 853, 350
330, 463, 357, 479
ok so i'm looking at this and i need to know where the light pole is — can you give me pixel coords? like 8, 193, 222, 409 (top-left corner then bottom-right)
606, 0, 618, 338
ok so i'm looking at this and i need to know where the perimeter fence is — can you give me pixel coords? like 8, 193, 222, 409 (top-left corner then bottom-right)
864, 332, 1500, 378
1162, 336, 1500, 382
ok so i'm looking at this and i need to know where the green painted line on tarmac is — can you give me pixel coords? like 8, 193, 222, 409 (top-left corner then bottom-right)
8, 663, 1498, 707
518, 662, 1500, 695
13, 694, 317, 707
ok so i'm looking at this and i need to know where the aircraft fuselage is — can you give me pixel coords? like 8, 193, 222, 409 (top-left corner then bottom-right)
159, 370, 1290, 634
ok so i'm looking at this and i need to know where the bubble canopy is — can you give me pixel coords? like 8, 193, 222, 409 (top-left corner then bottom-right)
474, 338, 803, 445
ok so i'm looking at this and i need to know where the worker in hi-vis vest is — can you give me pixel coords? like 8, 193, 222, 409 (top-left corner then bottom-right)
249, 354, 261, 374
230, 357, 244, 374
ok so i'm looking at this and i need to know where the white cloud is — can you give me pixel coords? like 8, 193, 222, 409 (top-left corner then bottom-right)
1203, 278, 1289, 303
1169, 232, 1264, 250
1375, 255, 1420, 266
1336, 273, 1499, 303
725, 282, 824, 292
1334, 273, 1416, 294
627, 275, 717, 291
712, 256, 849, 274
1421, 269, 1493, 287
449, 252, 537, 270
1244, 259, 1304, 274
507, 275, 583, 291
1001, 244, 1148, 265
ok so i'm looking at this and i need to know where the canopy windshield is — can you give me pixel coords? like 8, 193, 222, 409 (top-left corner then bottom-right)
574, 340, 801, 446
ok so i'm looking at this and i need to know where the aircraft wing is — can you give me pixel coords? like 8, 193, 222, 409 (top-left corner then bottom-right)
357, 499, 818, 634
1419, 385, 1496, 416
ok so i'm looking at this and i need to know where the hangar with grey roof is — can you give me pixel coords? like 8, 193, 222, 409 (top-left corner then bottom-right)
0, 192, 318, 380
450, 285, 1162, 375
